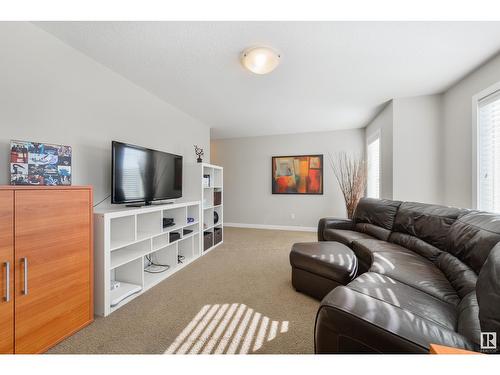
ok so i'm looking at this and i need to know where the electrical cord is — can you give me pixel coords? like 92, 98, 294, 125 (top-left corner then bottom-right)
93, 193, 111, 208
144, 253, 170, 273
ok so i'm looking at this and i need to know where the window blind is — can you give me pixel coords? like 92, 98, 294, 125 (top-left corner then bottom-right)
367, 136, 380, 199
478, 90, 500, 213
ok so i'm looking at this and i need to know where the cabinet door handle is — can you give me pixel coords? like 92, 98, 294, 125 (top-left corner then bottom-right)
3, 261, 9, 302
21, 257, 28, 295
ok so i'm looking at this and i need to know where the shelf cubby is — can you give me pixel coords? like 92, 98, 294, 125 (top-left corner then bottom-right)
152, 232, 170, 251
110, 257, 143, 310
183, 223, 198, 237
203, 208, 214, 230
163, 207, 187, 232
144, 244, 177, 290
203, 229, 214, 252
213, 169, 223, 188
137, 211, 162, 240
110, 216, 136, 250
193, 233, 201, 257
214, 205, 222, 226
110, 238, 151, 269
187, 204, 200, 223
178, 236, 194, 263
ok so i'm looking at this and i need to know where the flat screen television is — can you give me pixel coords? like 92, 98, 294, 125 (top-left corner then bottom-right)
112, 141, 182, 205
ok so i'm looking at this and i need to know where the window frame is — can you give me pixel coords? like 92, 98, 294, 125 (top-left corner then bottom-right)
366, 129, 381, 199
472, 81, 500, 210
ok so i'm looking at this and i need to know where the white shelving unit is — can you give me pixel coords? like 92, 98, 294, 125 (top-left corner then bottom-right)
94, 201, 201, 316
186, 163, 223, 254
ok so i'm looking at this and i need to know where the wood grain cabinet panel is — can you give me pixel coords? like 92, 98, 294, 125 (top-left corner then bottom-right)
0, 186, 93, 354
14, 188, 93, 354
0, 191, 14, 354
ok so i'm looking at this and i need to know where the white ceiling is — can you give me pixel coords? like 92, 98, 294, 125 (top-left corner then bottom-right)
35, 21, 500, 139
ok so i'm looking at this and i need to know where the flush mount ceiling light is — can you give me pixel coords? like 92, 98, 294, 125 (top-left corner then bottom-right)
241, 46, 281, 75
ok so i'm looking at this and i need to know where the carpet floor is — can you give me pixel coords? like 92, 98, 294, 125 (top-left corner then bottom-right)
49, 227, 319, 354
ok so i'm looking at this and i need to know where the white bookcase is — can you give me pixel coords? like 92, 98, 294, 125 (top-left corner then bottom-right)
186, 163, 223, 254
94, 201, 201, 316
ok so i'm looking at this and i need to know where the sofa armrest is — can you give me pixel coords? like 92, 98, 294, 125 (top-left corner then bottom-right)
477, 243, 500, 349
315, 286, 475, 353
317, 218, 354, 241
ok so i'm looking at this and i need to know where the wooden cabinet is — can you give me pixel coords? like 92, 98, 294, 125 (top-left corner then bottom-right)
0, 191, 14, 354
0, 186, 93, 354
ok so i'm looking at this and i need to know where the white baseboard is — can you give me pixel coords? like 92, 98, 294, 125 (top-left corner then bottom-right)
224, 222, 316, 232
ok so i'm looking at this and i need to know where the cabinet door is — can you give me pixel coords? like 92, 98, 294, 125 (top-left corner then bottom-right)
14, 189, 92, 354
0, 191, 14, 354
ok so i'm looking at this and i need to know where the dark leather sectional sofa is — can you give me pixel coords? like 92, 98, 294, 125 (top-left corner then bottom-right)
315, 198, 500, 353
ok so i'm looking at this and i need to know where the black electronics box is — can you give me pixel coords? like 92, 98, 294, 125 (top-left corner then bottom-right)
169, 232, 181, 242
163, 218, 175, 228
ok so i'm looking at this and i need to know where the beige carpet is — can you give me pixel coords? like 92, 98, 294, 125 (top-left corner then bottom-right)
49, 227, 318, 354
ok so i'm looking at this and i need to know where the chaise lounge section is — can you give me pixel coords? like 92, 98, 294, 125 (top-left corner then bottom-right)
315, 198, 500, 353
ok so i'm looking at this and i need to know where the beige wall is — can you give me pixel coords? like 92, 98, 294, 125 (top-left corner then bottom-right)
211, 129, 365, 229
0, 22, 210, 206
442, 53, 500, 208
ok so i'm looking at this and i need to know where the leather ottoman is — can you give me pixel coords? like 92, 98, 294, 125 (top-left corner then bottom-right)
290, 242, 358, 300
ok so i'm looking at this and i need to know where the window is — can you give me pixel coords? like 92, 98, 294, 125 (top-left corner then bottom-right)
478, 90, 500, 213
367, 132, 380, 199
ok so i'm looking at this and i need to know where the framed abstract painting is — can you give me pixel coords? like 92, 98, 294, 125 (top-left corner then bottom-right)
272, 154, 323, 194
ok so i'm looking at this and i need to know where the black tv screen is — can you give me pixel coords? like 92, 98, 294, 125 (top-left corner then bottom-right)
112, 141, 182, 205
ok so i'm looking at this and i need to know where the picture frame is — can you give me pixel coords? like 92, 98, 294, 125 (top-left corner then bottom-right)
271, 154, 323, 195
10, 140, 72, 186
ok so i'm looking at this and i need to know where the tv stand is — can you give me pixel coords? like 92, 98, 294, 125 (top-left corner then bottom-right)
93, 201, 202, 316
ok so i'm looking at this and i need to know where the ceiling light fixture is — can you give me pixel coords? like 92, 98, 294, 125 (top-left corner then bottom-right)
241, 46, 281, 75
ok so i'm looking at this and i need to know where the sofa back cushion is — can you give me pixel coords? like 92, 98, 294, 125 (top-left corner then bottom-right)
447, 211, 500, 273
353, 198, 402, 241
391, 202, 464, 252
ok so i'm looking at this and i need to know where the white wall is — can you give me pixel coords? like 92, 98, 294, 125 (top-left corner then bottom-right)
211, 129, 365, 229
443, 53, 500, 208
365, 101, 393, 199
364, 95, 444, 204
392, 95, 443, 203
0, 22, 210, 206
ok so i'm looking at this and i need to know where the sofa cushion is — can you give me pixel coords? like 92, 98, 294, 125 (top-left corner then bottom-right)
352, 238, 415, 271
352, 238, 460, 305
323, 228, 375, 246
435, 252, 477, 299
392, 201, 464, 251
353, 198, 402, 231
447, 211, 500, 273
347, 272, 457, 330
369, 250, 460, 305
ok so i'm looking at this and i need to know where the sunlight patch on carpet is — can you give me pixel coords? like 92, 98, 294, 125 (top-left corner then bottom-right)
164, 303, 289, 354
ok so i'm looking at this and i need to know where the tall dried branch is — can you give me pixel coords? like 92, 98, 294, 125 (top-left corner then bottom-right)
328, 152, 367, 219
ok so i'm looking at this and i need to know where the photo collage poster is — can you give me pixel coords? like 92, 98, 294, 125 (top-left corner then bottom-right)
10, 140, 72, 186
